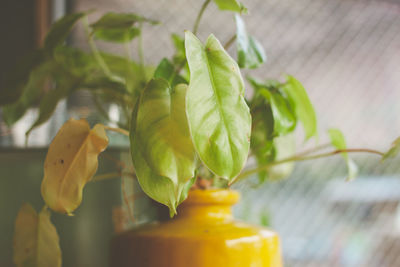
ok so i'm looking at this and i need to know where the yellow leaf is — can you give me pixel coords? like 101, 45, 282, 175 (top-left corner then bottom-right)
41, 118, 109, 214
13, 203, 62, 267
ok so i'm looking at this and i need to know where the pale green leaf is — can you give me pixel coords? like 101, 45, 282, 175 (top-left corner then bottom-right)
93, 27, 141, 43
41, 119, 109, 214
268, 134, 295, 180
135, 79, 196, 183
130, 90, 193, 216
282, 75, 317, 140
328, 128, 358, 181
382, 137, 400, 161
13, 204, 61, 267
213, 0, 247, 13
90, 12, 159, 30
235, 15, 266, 69
185, 31, 251, 180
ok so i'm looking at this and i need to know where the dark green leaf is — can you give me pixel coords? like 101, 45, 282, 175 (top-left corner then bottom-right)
282, 75, 317, 140
185, 31, 251, 180
154, 58, 187, 87
44, 12, 87, 51
235, 15, 266, 69
382, 137, 400, 161
2, 61, 55, 126
90, 12, 159, 30
0, 50, 45, 106
328, 128, 358, 181
93, 27, 140, 43
259, 89, 296, 136
53, 46, 97, 77
213, 0, 247, 13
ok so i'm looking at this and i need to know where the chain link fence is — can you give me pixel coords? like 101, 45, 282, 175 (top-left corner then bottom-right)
75, 0, 400, 266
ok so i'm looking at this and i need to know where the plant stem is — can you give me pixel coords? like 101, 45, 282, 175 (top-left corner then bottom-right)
224, 35, 237, 50
104, 126, 130, 137
83, 16, 112, 77
233, 148, 384, 184
193, 0, 211, 35
137, 23, 146, 81
91, 171, 135, 182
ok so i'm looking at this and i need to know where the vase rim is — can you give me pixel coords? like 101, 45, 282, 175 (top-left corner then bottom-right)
182, 189, 240, 206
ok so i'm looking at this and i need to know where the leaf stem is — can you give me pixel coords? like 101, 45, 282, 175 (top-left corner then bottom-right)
233, 147, 384, 184
91, 171, 135, 182
193, 0, 211, 35
104, 126, 130, 136
83, 16, 112, 77
224, 35, 237, 50
137, 23, 146, 81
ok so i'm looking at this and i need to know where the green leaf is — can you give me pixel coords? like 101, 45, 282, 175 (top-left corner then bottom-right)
185, 31, 251, 180
282, 75, 317, 140
2, 61, 55, 126
259, 89, 296, 136
44, 12, 87, 51
26, 76, 77, 137
130, 89, 192, 216
213, 0, 247, 13
13, 204, 61, 267
235, 15, 266, 69
135, 79, 196, 183
328, 128, 358, 181
154, 58, 187, 87
93, 27, 141, 43
91, 12, 158, 30
0, 50, 45, 106
382, 136, 400, 161
268, 134, 295, 180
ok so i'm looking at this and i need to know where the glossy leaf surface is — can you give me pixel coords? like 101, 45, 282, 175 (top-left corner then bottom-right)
328, 128, 358, 181
235, 15, 266, 69
282, 75, 317, 140
13, 204, 61, 267
185, 31, 251, 180
42, 119, 108, 214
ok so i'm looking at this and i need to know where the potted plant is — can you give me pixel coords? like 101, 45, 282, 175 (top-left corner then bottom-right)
2, 0, 399, 266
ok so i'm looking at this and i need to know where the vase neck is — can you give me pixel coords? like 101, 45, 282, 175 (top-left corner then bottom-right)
175, 189, 240, 222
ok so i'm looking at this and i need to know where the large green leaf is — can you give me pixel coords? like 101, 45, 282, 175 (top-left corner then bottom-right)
259, 89, 296, 136
154, 58, 187, 87
213, 0, 247, 13
235, 15, 266, 69
185, 31, 251, 180
328, 128, 358, 181
282, 75, 317, 140
135, 79, 196, 184
130, 87, 194, 216
44, 12, 86, 51
13, 204, 61, 267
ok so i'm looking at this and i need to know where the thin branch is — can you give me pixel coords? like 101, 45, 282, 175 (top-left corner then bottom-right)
104, 126, 130, 137
224, 35, 237, 50
232, 147, 384, 185
193, 0, 211, 35
91, 171, 136, 182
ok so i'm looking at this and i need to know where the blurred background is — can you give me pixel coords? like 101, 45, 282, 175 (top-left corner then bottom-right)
0, 0, 399, 266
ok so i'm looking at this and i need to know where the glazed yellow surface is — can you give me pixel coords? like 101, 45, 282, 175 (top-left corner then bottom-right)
111, 189, 282, 267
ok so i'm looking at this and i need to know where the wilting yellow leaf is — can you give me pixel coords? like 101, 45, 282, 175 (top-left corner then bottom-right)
42, 118, 109, 214
13, 203, 62, 267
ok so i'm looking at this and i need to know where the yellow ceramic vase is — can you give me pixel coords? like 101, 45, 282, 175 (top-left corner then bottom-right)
110, 189, 283, 267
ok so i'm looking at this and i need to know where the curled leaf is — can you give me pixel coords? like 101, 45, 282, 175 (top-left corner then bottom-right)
328, 128, 358, 181
13, 204, 61, 267
41, 118, 109, 214
213, 0, 247, 13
